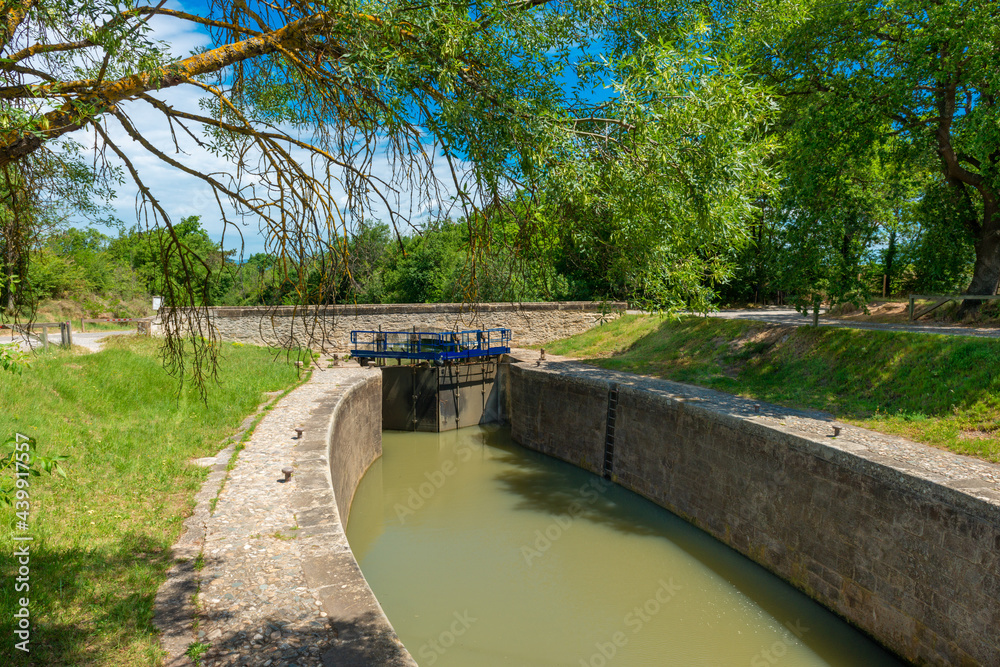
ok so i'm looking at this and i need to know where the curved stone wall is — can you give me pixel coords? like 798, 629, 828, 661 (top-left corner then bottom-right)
292, 368, 417, 666
506, 359, 1000, 666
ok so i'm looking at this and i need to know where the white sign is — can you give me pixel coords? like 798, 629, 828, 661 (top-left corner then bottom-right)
152, 296, 162, 311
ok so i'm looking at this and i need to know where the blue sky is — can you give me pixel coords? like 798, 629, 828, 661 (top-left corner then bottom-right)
70, 0, 460, 257
67, 0, 611, 258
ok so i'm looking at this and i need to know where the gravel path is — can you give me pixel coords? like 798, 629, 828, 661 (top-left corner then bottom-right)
72, 329, 134, 351
704, 307, 1000, 339
0, 328, 133, 352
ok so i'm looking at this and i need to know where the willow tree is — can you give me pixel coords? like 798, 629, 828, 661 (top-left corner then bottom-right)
530, 42, 776, 310
1, 0, 774, 387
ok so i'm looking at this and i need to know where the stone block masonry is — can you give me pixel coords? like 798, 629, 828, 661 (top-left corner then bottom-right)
289, 366, 416, 665
151, 301, 625, 351
506, 359, 1000, 667
157, 364, 415, 667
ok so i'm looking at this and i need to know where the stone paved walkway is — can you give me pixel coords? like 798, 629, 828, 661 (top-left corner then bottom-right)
157, 362, 382, 667
512, 348, 1000, 503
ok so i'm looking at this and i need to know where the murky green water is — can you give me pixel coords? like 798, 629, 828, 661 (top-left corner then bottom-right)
347, 425, 905, 667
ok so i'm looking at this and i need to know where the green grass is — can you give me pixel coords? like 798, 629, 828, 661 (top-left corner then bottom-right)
547, 315, 1000, 462
0, 336, 302, 665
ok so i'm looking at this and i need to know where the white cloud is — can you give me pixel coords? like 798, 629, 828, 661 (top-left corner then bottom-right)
64, 2, 472, 258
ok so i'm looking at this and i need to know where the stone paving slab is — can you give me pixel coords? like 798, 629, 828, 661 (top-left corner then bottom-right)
156, 362, 414, 667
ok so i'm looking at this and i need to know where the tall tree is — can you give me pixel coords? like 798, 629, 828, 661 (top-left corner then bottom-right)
739, 0, 1000, 305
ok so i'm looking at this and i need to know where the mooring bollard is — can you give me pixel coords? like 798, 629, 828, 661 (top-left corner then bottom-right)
281, 467, 293, 482
832, 426, 841, 437
294, 427, 304, 439
753, 404, 760, 414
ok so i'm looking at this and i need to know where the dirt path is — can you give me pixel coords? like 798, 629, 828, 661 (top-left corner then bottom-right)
1, 328, 133, 353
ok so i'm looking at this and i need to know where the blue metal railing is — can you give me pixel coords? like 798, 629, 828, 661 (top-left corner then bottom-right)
350, 328, 511, 363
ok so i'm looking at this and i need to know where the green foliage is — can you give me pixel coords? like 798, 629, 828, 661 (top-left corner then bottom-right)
733, 0, 1000, 299
3, 0, 997, 349
0, 139, 120, 314
0, 434, 69, 506
185, 641, 211, 665
379, 220, 467, 303
0, 343, 29, 373
109, 216, 229, 306
16, 225, 150, 306
28, 245, 91, 298
530, 38, 777, 311
906, 177, 978, 293
210, 216, 578, 306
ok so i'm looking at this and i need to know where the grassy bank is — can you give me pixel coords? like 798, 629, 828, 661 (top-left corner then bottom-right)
546, 315, 1000, 462
0, 296, 154, 333
0, 336, 303, 665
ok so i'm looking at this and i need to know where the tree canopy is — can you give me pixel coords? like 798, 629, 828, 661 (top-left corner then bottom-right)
1, 0, 779, 387
12, 0, 996, 388
736, 0, 1000, 305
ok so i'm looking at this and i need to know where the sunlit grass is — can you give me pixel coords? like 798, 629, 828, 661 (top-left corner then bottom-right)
548, 315, 1000, 462
0, 336, 303, 665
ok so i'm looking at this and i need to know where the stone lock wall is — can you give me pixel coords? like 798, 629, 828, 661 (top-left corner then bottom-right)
292, 368, 417, 665
151, 302, 625, 351
506, 361, 1000, 666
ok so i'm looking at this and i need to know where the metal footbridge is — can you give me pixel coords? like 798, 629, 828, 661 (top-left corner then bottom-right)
350, 328, 511, 365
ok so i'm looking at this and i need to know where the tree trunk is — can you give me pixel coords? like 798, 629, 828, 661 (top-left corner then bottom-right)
934, 80, 999, 309
961, 196, 1000, 312
1, 237, 17, 313
883, 229, 896, 297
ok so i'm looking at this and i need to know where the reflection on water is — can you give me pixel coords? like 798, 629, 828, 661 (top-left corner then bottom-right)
347, 425, 904, 667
